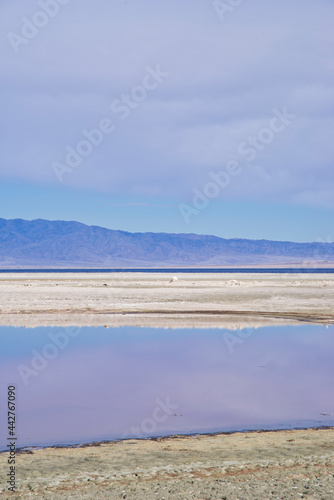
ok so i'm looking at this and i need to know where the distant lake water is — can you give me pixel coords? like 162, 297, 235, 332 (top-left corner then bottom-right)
0, 324, 333, 451
0, 268, 334, 273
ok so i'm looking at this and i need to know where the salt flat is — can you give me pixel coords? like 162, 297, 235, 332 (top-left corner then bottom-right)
0, 272, 333, 328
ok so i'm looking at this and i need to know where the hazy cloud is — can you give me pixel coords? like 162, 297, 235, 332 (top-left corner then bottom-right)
1, 0, 333, 206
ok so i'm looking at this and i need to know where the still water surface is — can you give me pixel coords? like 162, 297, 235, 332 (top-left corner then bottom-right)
0, 324, 333, 450
1, 268, 334, 273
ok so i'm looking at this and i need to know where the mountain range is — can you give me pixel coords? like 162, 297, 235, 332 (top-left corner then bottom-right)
0, 218, 333, 268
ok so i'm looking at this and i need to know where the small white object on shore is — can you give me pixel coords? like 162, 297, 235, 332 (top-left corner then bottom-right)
169, 276, 178, 283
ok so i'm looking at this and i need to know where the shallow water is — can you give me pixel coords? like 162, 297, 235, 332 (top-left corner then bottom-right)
1, 268, 334, 273
0, 324, 333, 450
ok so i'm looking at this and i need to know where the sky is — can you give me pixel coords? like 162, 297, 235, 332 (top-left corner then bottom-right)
0, 0, 333, 242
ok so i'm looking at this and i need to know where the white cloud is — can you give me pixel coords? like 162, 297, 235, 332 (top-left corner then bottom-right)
0, 0, 333, 207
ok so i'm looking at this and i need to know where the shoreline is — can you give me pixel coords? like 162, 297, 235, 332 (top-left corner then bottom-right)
1, 427, 333, 498
5, 424, 334, 455
1, 263, 334, 270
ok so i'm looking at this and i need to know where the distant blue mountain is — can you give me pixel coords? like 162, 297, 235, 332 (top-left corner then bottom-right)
0, 218, 333, 268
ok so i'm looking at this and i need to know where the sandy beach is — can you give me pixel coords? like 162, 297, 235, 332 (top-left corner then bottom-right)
0, 272, 334, 328
1, 428, 334, 499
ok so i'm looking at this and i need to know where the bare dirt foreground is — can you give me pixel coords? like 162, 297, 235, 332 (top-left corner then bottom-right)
0, 272, 334, 328
1, 429, 334, 499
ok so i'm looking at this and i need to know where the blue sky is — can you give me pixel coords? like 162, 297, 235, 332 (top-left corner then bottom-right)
0, 0, 333, 242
